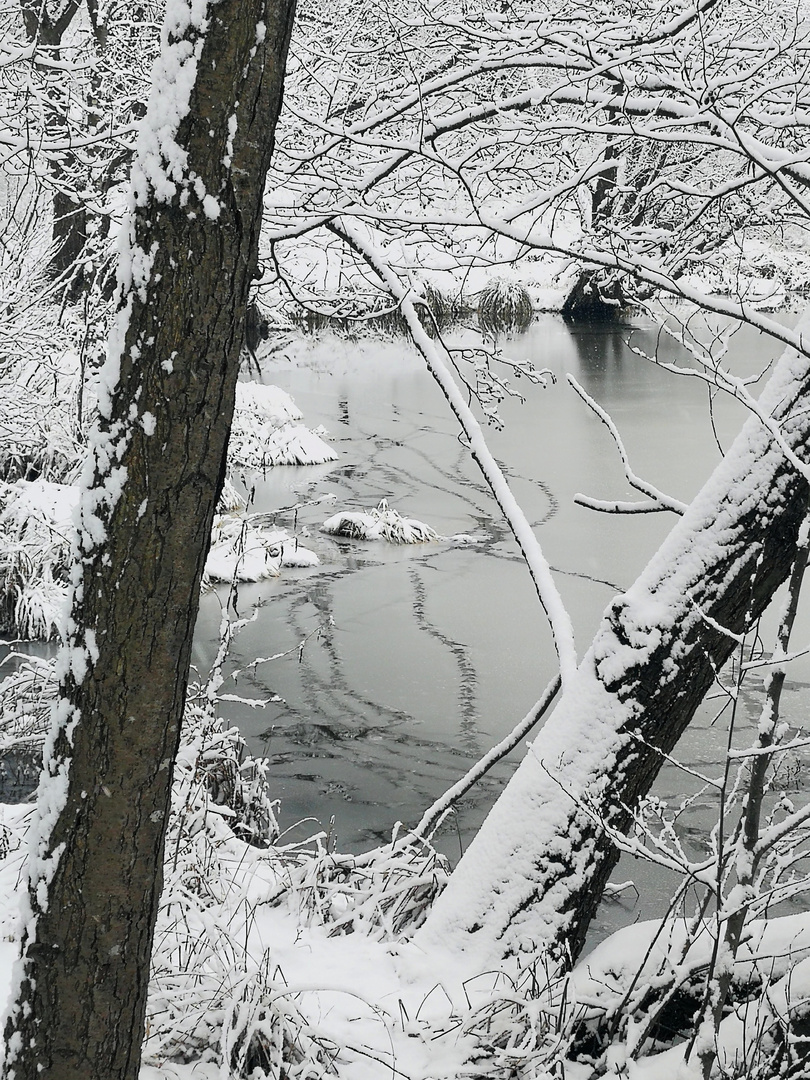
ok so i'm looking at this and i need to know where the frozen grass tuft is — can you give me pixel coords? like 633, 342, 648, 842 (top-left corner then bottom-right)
0, 480, 78, 640
477, 278, 534, 336
204, 513, 319, 585
266, 830, 450, 941
414, 280, 461, 334
0, 653, 56, 763
321, 500, 440, 544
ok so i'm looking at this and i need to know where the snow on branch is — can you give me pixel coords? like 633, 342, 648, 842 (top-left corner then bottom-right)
568, 375, 688, 516
330, 217, 579, 686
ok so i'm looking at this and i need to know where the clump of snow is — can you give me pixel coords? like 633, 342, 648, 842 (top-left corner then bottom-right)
321, 500, 440, 544
204, 514, 319, 585
229, 382, 338, 470
129, 0, 211, 210
3, 480, 79, 534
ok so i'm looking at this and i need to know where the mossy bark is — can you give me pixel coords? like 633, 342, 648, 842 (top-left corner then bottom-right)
3, 2, 295, 1079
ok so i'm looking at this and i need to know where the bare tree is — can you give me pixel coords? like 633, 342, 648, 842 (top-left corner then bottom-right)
262, 0, 810, 970
414, 311, 810, 966
2, 1, 295, 1078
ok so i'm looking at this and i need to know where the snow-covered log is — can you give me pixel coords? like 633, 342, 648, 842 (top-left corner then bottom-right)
415, 314, 810, 971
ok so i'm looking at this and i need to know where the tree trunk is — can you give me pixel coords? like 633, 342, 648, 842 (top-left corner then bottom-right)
3, 2, 295, 1078
20, 1, 88, 297
415, 316, 810, 970
561, 267, 627, 321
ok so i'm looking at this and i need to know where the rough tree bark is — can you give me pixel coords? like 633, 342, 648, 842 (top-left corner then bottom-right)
2, 1, 295, 1078
415, 317, 810, 970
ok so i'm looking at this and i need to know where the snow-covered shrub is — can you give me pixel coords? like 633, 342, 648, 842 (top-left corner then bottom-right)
148, 734, 452, 1075
478, 278, 534, 335
229, 382, 337, 470
321, 500, 440, 544
414, 280, 461, 334
0, 480, 78, 640
204, 513, 319, 586
0, 359, 82, 485
0, 654, 57, 752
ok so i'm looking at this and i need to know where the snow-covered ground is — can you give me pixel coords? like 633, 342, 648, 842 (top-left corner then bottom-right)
4, 755, 809, 1080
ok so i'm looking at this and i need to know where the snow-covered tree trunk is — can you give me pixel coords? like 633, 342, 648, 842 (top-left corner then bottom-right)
415, 317, 810, 971
2, 1, 294, 1078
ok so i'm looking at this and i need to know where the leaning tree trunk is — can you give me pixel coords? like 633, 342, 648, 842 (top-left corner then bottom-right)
415, 315, 810, 969
3, 2, 295, 1079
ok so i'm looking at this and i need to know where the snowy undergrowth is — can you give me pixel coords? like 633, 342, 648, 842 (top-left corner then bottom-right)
0, 630, 465, 1080
3, 642, 810, 1076
0, 350, 82, 487
230, 383, 337, 469
0, 222, 84, 486
0, 481, 324, 637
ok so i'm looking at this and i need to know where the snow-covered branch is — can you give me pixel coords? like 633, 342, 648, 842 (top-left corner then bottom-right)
331, 216, 579, 686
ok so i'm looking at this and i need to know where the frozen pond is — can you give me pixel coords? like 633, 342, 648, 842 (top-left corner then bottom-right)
193, 312, 810, 917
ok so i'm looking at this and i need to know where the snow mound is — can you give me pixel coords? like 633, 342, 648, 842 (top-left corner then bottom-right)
229, 382, 338, 469
205, 514, 319, 584
235, 382, 302, 425
321, 500, 440, 544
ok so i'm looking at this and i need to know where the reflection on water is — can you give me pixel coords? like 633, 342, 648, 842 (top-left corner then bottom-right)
192, 311, 810, 893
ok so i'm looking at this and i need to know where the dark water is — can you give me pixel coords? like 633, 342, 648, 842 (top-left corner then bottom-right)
192, 312, 810, 895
